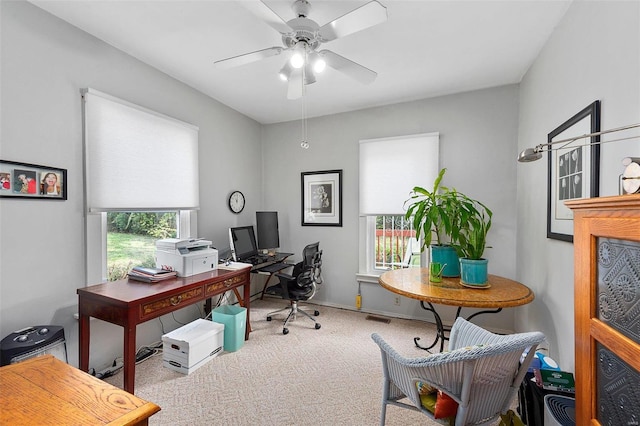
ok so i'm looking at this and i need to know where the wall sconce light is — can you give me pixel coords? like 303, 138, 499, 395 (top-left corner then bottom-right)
517, 123, 640, 163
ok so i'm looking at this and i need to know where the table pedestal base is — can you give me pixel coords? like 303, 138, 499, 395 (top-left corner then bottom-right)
414, 302, 502, 352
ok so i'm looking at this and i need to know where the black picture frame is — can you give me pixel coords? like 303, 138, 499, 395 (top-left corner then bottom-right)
547, 101, 600, 242
301, 169, 342, 227
0, 159, 67, 200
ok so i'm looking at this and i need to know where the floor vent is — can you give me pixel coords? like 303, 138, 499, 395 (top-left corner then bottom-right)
365, 315, 391, 324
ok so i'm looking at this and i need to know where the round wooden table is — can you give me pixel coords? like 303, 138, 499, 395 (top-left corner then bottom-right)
379, 268, 534, 352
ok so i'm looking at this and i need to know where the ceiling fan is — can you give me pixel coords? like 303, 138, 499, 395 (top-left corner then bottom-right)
214, 0, 387, 100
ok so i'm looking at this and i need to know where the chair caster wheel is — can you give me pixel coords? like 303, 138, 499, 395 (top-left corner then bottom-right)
315, 323, 321, 330
267, 316, 272, 321
283, 328, 289, 335
314, 310, 320, 316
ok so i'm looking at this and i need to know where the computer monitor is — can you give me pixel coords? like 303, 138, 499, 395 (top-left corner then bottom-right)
229, 226, 258, 261
256, 211, 279, 251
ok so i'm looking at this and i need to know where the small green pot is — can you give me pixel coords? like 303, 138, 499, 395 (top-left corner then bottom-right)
459, 258, 488, 285
430, 245, 460, 277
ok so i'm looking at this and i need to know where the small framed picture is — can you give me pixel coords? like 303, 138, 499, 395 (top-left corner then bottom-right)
0, 160, 67, 200
301, 169, 342, 226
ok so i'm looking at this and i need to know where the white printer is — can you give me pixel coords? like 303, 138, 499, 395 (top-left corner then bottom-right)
156, 238, 218, 277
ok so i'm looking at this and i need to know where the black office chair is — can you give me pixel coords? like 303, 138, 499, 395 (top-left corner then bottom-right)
266, 242, 323, 335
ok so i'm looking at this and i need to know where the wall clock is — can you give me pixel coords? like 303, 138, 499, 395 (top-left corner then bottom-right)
228, 190, 245, 214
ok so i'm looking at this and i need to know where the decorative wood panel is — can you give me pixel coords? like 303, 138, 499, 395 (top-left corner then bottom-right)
567, 194, 640, 425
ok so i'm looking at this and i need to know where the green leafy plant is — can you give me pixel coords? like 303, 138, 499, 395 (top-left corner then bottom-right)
452, 197, 492, 260
404, 168, 467, 250
405, 168, 493, 260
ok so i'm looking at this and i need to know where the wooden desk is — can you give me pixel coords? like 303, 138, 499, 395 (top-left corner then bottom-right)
379, 268, 534, 352
0, 355, 160, 425
78, 266, 251, 394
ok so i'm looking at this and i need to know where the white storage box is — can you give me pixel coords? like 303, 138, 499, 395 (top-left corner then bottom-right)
162, 319, 224, 375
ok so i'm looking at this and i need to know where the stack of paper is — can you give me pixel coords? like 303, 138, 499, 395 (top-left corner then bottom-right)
128, 266, 177, 283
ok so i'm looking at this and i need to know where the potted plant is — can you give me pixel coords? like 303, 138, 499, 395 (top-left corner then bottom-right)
404, 168, 465, 277
453, 196, 493, 286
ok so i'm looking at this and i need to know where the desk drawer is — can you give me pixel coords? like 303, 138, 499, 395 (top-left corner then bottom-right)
205, 274, 247, 296
141, 287, 203, 320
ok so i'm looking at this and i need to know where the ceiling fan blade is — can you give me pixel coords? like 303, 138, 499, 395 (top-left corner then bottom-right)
241, 0, 294, 35
287, 69, 303, 100
214, 47, 283, 69
320, 50, 377, 84
318, 0, 387, 42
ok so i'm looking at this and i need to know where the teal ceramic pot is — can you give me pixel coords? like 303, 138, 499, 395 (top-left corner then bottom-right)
459, 258, 488, 285
430, 245, 460, 277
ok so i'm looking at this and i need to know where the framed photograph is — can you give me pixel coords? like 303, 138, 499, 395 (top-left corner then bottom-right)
0, 160, 67, 200
547, 101, 600, 242
301, 169, 342, 226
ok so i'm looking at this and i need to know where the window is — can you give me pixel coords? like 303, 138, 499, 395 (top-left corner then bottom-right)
359, 133, 439, 275
373, 215, 418, 270
82, 89, 199, 283
106, 211, 178, 281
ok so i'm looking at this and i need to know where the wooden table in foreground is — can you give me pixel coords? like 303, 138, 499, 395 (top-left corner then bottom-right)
78, 266, 251, 394
0, 355, 160, 425
379, 268, 535, 351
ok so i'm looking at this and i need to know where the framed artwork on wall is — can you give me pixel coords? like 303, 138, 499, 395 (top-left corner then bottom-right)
0, 160, 67, 200
547, 100, 600, 242
301, 169, 342, 226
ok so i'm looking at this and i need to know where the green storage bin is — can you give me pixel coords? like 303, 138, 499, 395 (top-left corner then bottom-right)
212, 305, 246, 352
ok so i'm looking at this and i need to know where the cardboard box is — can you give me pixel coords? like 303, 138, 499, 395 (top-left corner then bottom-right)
162, 319, 224, 375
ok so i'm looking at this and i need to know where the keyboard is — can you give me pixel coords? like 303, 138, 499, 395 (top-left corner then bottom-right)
258, 262, 291, 273
242, 256, 267, 265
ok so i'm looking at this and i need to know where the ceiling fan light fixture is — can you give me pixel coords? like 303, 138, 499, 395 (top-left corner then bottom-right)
290, 42, 306, 68
214, 0, 388, 98
290, 52, 304, 68
279, 62, 293, 81
303, 62, 316, 84
309, 51, 326, 73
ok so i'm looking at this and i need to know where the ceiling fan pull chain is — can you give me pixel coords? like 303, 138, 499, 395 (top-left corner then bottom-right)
301, 64, 309, 149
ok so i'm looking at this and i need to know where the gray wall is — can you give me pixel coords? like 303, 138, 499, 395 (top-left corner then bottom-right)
261, 85, 520, 329
0, 1, 262, 370
516, 1, 640, 371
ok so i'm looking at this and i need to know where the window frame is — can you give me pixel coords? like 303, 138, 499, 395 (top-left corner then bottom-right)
85, 210, 194, 284
364, 215, 424, 275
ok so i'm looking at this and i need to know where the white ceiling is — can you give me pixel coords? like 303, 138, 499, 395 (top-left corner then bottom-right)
30, 0, 571, 124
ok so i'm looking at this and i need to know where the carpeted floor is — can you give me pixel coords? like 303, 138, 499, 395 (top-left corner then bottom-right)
105, 298, 509, 425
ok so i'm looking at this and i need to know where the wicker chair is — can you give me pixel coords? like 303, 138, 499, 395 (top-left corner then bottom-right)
371, 317, 545, 426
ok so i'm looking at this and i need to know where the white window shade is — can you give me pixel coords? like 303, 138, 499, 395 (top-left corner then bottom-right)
359, 133, 439, 216
82, 88, 199, 211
